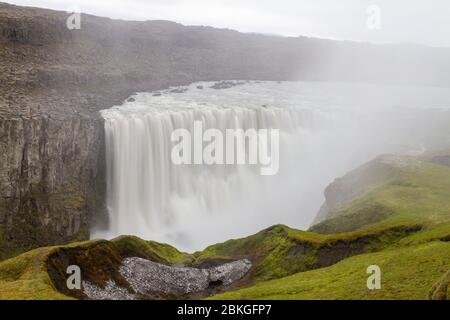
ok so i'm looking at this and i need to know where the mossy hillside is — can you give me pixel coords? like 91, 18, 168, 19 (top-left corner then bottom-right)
310, 159, 450, 239
194, 224, 420, 283
49, 236, 195, 299
0, 246, 70, 300
1, 155, 449, 300
0, 236, 191, 300
0, 225, 29, 262
210, 241, 450, 300
208, 158, 450, 300
0, 223, 419, 300
113, 236, 192, 265
429, 270, 450, 300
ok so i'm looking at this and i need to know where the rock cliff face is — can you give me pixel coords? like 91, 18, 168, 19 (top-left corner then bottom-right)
0, 115, 105, 257
1, 2, 450, 256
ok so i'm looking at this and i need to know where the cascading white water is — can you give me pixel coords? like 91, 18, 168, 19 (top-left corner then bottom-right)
100, 103, 321, 248
95, 81, 450, 251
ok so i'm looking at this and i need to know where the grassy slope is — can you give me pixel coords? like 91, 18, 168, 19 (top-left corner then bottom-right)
0, 226, 28, 261
0, 223, 419, 300
211, 241, 450, 300
0, 155, 449, 300
0, 246, 68, 300
194, 224, 420, 282
0, 237, 190, 300
429, 270, 450, 300
210, 157, 450, 300
310, 159, 450, 239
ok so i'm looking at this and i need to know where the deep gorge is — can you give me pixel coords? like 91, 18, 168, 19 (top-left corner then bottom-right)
1, 2, 450, 258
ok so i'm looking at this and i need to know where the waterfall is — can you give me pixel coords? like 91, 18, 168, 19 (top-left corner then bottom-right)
100, 102, 322, 249
94, 81, 450, 251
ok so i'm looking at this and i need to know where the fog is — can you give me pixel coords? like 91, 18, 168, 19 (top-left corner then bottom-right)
7, 0, 450, 46
7, 1, 450, 250
94, 81, 450, 252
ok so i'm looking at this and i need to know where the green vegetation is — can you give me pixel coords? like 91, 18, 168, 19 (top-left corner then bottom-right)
194, 224, 420, 282
0, 226, 28, 262
310, 159, 450, 237
0, 246, 69, 300
113, 236, 192, 265
0, 236, 191, 300
429, 270, 450, 300
210, 241, 450, 300
208, 156, 450, 300
0, 155, 449, 300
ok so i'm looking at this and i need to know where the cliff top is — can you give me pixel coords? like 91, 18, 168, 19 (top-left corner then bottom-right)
1, 2, 450, 120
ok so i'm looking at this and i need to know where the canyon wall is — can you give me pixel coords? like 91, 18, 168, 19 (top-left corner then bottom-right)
0, 115, 105, 257
1, 2, 450, 256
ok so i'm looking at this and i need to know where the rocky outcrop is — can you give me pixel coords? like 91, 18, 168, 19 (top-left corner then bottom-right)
83, 257, 252, 300
0, 114, 105, 256
42, 236, 254, 300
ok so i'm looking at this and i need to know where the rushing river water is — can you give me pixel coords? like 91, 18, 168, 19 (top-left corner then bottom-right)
94, 81, 450, 251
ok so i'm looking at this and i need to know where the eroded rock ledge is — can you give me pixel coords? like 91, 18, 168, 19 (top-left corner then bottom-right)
2, 1, 450, 258
83, 257, 252, 300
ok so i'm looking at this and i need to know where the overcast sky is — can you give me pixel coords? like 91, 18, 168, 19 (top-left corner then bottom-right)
6, 0, 450, 46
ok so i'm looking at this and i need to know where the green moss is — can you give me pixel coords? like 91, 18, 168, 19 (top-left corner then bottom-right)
0, 246, 71, 300
0, 222, 442, 300
210, 241, 450, 300
112, 236, 192, 265
398, 222, 450, 245
429, 270, 450, 300
0, 236, 193, 300
194, 225, 315, 281
47, 184, 87, 211
209, 158, 450, 300
310, 203, 394, 234
311, 161, 450, 235
0, 225, 29, 262
1, 156, 449, 300
194, 224, 419, 284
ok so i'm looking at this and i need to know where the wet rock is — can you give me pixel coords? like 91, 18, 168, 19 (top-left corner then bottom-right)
210, 81, 245, 90
169, 87, 188, 93
120, 257, 252, 296
0, 116, 106, 255
82, 257, 252, 299
83, 280, 136, 300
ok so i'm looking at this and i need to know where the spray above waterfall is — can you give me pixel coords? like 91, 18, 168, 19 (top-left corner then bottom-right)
94, 81, 450, 252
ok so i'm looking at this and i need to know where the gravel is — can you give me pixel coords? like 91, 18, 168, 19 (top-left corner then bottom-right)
82, 257, 252, 300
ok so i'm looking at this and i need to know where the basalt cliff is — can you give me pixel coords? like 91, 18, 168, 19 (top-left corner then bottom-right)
1, 2, 450, 258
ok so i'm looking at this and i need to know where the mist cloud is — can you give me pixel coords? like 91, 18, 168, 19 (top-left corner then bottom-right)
6, 0, 450, 46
